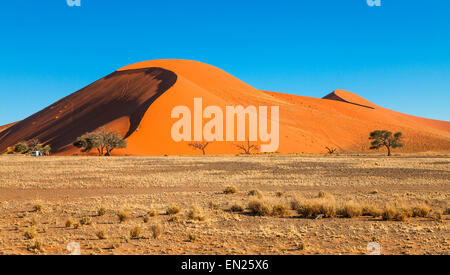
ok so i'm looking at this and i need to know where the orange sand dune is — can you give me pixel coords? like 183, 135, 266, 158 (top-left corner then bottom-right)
1, 59, 449, 155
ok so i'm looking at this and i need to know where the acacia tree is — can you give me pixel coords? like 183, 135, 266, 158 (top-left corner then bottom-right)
369, 130, 403, 156
188, 142, 211, 155
235, 139, 259, 155
73, 130, 127, 156
12, 139, 51, 155
103, 132, 127, 156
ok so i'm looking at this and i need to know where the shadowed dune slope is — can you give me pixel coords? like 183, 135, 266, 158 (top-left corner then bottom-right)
0, 68, 177, 153
1, 59, 449, 155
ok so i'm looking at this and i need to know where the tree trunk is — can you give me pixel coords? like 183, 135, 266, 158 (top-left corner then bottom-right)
386, 145, 391, 156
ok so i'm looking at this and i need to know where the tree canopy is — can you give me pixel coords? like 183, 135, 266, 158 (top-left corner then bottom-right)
73, 130, 127, 156
369, 130, 403, 156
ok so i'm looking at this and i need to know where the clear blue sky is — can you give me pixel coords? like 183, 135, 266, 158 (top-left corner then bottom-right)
0, 0, 449, 125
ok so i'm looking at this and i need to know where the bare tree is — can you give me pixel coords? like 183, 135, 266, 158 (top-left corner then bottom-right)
188, 142, 211, 155
325, 147, 337, 155
235, 139, 259, 155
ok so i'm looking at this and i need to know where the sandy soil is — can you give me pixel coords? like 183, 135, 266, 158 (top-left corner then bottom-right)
0, 154, 448, 255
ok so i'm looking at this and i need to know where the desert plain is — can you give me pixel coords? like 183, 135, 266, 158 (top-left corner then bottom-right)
0, 154, 448, 255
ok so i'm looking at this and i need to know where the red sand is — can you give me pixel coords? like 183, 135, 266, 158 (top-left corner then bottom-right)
1, 59, 449, 155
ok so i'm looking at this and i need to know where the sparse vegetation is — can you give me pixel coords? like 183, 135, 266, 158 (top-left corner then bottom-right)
80, 216, 92, 225
65, 217, 74, 228
150, 224, 163, 239
73, 129, 127, 156
248, 189, 263, 198
230, 203, 245, 213
167, 205, 181, 215
118, 210, 130, 223
188, 142, 211, 155
224, 186, 238, 194
24, 227, 37, 240
369, 130, 404, 156
129, 226, 143, 239
187, 206, 206, 221
338, 201, 362, 218
27, 239, 43, 252
325, 147, 337, 155
235, 139, 259, 155
97, 207, 107, 216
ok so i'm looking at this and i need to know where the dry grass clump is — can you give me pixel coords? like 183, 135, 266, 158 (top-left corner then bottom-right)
118, 210, 130, 223
187, 206, 206, 221
32, 204, 43, 213
27, 239, 43, 252
445, 207, 450, 215
230, 203, 245, 213
276, 191, 285, 197
80, 216, 92, 225
65, 217, 74, 228
168, 216, 180, 222
143, 215, 150, 223
97, 207, 107, 216
148, 209, 158, 217
317, 191, 331, 198
248, 200, 288, 217
129, 226, 143, 239
167, 205, 181, 215
296, 198, 336, 218
96, 230, 107, 240
338, 201, 362, 218
412, 204, 431, 218
272, 204, 288, 216
73, 222, 80, 229
361, 204, 383, 217
150, 224, 162, 239
248, 200, 272, 216
188, 233, 198, 242
208, 201, 220, 210
24, 226, 37, 240
248, 189, 263, 198
224, 186, 238, 194
382, 204, 412, 221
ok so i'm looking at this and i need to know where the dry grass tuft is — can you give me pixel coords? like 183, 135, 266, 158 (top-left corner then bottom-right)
248, 189, 263, 198
167, 205, 181, 215
80, 216, 92, 225
27, 239, 43, 252
148, 209, 158, 217
24, 226, 37, 240
187, 206, 206, 221
230, 203, 245, 213
296, 198, 336, 218
412, 204, 431, 218
96, 230, 107, 240
32, 204, 43, 213
65, 217, 74, 228
248, 200, 272, 216
150, 224, 163, 239
97, 207, 107, 216
338, 201, 362, 218
272, 204, 288, 216
118, 210, 130, 223
223, 186, 238, 194
129, 226, 142, 239
361, 204, 383, 217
